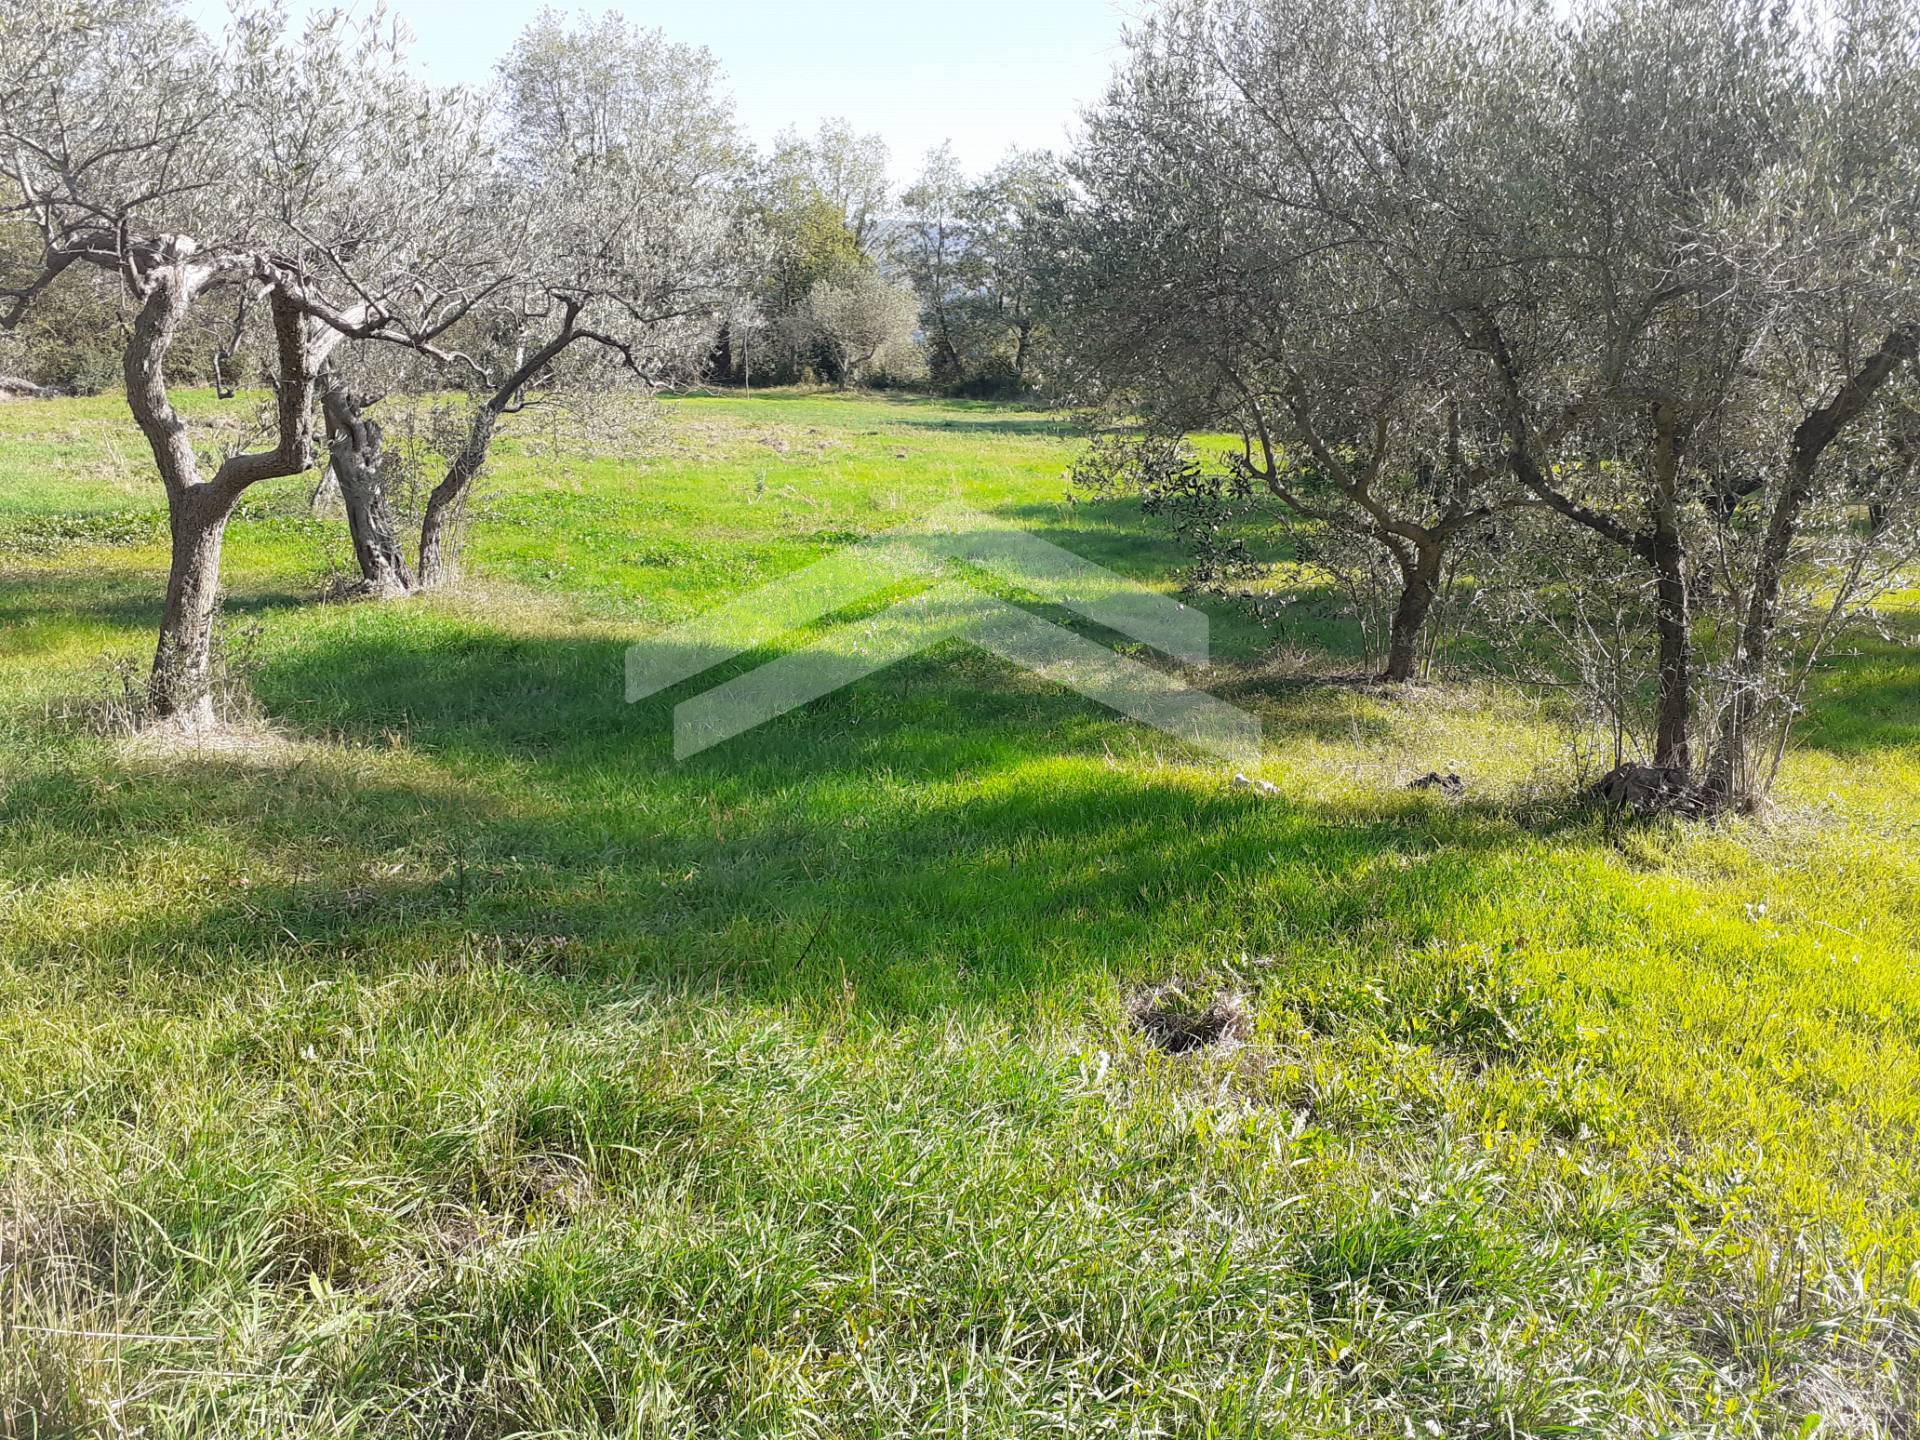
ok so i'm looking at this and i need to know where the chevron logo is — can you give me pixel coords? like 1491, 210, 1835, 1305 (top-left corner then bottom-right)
624, 504, 1260, 762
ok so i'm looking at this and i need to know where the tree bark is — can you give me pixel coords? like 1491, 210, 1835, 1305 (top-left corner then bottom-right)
151, 483, 239, 724
1706, 323, 1917, 802
320, 368, 413, 595
1648, 531, 1692, 771
123, 268, 203, 495
1645, 404, 1693, 770
122, 265, 320, 721
415, 306, 583, 589
417, 405, 497, 590
1382, 541, 1442, 683
124, 266, 220, 722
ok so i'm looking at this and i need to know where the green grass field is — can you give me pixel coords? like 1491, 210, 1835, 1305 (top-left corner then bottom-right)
2, 387, 1919, 1437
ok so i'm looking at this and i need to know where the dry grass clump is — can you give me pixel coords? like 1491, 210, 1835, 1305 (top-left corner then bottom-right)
1127, 981, 1254, 1053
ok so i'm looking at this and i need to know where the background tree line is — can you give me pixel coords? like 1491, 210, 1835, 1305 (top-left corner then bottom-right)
0, 52, 1065, 403
707, 126, 1064, 394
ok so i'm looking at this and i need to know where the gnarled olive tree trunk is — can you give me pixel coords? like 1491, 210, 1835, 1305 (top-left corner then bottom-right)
416, 406, 498, 590
151, 484, 243, 725
1381, 539, 1445, 684
319, 368, 413, 595
1644, 407, 1694, 771
1704, 323, 1918, 805
123, 264, 321, 722
416, 304, 585, 590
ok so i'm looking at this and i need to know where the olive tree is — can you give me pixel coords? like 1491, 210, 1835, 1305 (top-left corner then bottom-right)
1051, 0, 1524, 682
895, 146, 1063, 394
726, 131, 873, 386
968, 149, 1064, 391
1058, 0, 1920, 786
0, 0, 494, 721
896, 145, 977, 386
1434, 0, 1920, 799
802, 269, 920, 386
315, 10, 748, 593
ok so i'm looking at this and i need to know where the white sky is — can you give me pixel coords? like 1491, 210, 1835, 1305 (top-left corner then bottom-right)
238, 0, 1139, 182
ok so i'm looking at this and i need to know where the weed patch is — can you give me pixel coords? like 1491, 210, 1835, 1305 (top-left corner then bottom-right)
1128, 981, 1254, 1053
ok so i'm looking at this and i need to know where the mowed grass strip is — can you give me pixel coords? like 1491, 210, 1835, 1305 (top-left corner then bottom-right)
1, 388, 1917, 1437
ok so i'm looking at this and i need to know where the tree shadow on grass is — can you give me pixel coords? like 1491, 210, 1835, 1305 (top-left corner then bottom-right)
253, 592, 1407, 771
992, 504, 1374, 672
1793, 629, 1920, 756
874, 412, 1084, 439
0, 568, 316, 656
663, 387, 1085, 439
5, 610, 1548, 1017
9, 746, 1525, 1018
